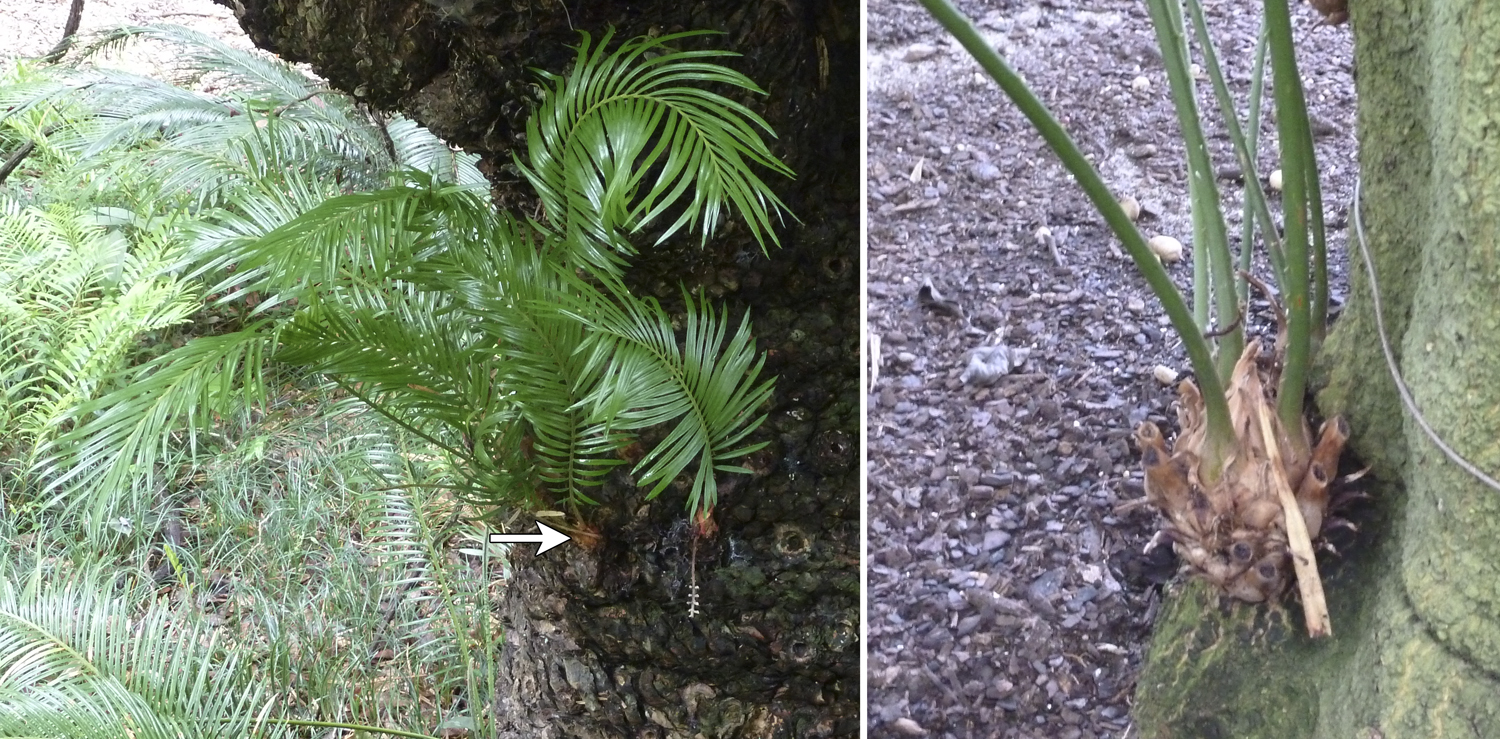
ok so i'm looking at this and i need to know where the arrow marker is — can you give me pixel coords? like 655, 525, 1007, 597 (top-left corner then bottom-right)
489, 521, 571, 554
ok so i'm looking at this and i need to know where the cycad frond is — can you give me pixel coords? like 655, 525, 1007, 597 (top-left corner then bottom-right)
519, 29, 794, 266
226, 178, 493, 300
12, 27, 788, 528
360, 446, 469, 682
262, 33, 787, 518
561, 275, 773, 515
279, 291, 482, 435
357, 440, 507, 732
2, 24, 469, 210
34, 323, 276, 526
73, 24, 392, 165
77, 24, 325, 105
275, 288, 535, 505
180, 166, 344, 296
421, 231, 628, 505
386, 117, 486, 187
1, 31, 498, 521
0, 566, 274, 738
47, 71, 386, 202
62, 73, 250, 161
495, 302, 625, 505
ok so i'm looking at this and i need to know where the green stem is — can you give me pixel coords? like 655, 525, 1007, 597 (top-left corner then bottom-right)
1238, 86, 1259, 303
1192, 213, 1210, 335
1264, 0, 1314, 444
1147, 0, 1204, 334
920, 0, 1235, 468
1251, 34, 1286, 287
1146, 0, 1242, 384
1186, 13, 1283, 303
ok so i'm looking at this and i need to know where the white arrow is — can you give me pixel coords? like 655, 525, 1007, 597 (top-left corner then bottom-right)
489, 521, 571, 554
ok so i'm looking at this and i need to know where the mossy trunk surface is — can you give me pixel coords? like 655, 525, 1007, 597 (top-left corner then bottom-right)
218, 0, 859, 735
1135, 0, 1500, 736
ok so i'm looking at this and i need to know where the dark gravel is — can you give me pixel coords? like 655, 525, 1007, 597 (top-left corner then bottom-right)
864, 0, 1357, 736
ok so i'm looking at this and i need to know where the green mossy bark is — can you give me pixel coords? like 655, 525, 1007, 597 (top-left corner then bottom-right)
1136, 0, 1500, 735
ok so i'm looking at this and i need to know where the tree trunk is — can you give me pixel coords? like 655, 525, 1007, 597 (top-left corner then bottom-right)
217, 1, 859, 735
1133, 0, 1500, 736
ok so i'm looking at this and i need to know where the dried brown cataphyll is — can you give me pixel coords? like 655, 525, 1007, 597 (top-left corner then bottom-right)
1135, 340, 1351, 636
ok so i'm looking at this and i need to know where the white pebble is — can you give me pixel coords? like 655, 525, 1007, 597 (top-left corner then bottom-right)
1148, 235, 1184, 263
892, 717, 928, 736
903, 43, 937, 62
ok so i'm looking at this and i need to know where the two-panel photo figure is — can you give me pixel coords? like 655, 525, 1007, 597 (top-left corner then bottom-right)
0, 0, 1492, 736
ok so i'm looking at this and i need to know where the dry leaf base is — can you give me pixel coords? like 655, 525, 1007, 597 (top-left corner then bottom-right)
1136, 341, 1347, 635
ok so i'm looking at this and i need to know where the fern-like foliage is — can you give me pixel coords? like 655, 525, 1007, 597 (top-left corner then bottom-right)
431, 231, 629, 504
0, 202, 197, 467
0, 25, 484, 206
260, 31, 791, 520
3, 27, 481, 521
360, 440, 503, 732
560, 274, 774, 514
0, 565, 277, 738
33, 323, 278, 518
22, 26, 789, 525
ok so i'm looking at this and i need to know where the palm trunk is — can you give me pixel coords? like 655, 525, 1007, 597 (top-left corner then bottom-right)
493, 469, 858, 736
221, 1, 859, 734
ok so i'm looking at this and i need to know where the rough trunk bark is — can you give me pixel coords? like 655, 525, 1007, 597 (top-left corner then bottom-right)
216, 1, 859, 736
1133, 0, 1500, 736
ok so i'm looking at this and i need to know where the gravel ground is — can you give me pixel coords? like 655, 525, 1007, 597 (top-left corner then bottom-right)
864, 0, 1356, 736
0, 0, 249, 69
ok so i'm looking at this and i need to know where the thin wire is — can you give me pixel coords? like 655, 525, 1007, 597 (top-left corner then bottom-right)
1352, 177, 1500, 493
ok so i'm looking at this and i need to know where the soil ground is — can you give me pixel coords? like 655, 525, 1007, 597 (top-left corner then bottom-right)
864, 0, 1357, 736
